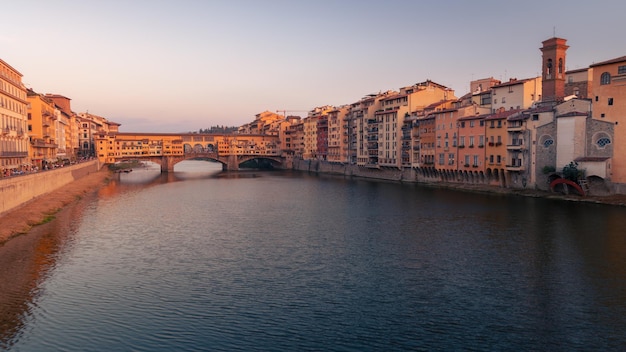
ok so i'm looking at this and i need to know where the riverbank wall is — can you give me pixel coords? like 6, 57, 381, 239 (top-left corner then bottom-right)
292, 158, 427, 183
0, 160, 101, 216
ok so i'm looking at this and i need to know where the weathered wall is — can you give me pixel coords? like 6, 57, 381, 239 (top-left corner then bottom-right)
0, 160, 100, 216
292, 159, 416, 182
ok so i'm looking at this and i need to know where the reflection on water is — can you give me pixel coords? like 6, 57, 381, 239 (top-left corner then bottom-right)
1, 163, 626, 350
0, 197, 87, 349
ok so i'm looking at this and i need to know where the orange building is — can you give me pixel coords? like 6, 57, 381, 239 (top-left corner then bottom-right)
484, 109, 520, 186
590, 56, 626, 191
457, 113, 486, 179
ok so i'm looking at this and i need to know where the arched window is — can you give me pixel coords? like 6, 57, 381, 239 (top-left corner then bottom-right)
546, 59, 553, 76
540, 134, 554, 148
558, 58, 563, 74
601, 72, 611, 85
594, 132, 612, 149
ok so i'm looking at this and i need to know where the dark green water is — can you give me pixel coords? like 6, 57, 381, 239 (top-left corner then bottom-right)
2, 161, 626, 351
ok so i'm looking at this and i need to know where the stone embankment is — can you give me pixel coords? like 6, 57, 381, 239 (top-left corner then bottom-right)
292, 159, 626, 207
0, 161, 111, 245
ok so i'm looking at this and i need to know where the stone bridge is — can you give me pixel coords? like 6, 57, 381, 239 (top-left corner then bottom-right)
156, 151, 285, 172
95, 132, 287, 172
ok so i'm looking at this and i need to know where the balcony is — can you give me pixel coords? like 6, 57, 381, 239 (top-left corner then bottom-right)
507, 140, 525, 150
0, 151, 28, 157
506, 160, 525, 171
507, 121, 523, 131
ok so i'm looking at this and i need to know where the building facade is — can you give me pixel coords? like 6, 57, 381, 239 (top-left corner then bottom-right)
0, 59, 29, 175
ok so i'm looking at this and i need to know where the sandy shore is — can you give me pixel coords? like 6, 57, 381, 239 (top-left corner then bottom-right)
0, 168, 112, 246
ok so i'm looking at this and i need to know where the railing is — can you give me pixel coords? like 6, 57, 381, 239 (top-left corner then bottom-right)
0, 151, 28, 157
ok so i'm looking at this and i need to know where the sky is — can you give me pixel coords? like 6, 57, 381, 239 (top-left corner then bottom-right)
2, 0, 626, 133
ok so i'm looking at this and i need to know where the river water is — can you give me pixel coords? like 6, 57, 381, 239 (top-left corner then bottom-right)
1, 160, 626, 351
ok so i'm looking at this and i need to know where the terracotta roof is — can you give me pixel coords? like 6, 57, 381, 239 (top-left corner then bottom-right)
524, 105, 554, 114
484, 108, 523, 120
589, 56, 626, 68
566, 68, 588, 74
457, 114, 486, 121
432, 107, 459, 114
557, 111, 589, 118
382, 93, 407, 101
507, 111, 528, 121
492, 78, 533, 88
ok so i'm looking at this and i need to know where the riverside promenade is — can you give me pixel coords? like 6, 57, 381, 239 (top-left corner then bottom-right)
0, 163, 110, 245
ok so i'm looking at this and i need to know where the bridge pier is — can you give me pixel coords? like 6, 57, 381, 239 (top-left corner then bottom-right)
225, 155, 239, 171
161, 156, 178, 172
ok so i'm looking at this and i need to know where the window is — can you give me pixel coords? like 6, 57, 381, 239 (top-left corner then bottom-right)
470, 121, 474, 127
547, 58, 553, 76
595, 132, 612, 148
473, 155, 479, 167
465, 155, 470, 166
601, 72, 611, 85
501, 97, 506, 104
496, 155, 501, 164
543, 139, 554, 148
489, 155, 494, 163
532, 114, 539, 121
619, 65, 626, 74
438, 153, 444, 165
609, 98, 614, 106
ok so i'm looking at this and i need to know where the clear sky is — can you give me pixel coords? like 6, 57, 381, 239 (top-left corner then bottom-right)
2, 0, 625, 132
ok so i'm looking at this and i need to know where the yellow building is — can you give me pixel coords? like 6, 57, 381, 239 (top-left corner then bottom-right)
491, 77, 542, 113
484, 109, 519, 186
375, 81, 455, 169
27, 90, 58, 169
0, 58, 29, 175
327, 106, 349, 163
45, 94, 80, 159
302, 115, 317, 159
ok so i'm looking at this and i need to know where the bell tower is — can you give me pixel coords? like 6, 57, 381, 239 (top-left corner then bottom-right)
540, 37, 569, 102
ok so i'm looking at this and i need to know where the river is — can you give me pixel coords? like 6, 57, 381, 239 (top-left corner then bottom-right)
1, 160, 626, 351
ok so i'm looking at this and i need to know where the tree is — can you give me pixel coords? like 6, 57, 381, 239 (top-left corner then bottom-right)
562, 161, 584, 182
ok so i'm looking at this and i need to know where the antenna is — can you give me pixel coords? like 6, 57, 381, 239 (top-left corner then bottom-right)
553, 26, 556, 37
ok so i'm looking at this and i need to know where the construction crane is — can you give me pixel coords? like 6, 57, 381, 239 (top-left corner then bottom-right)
276, 110, 308, 117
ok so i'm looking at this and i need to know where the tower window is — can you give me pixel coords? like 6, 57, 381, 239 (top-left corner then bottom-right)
547, 58, 553, 76
601, 72, 611, 85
